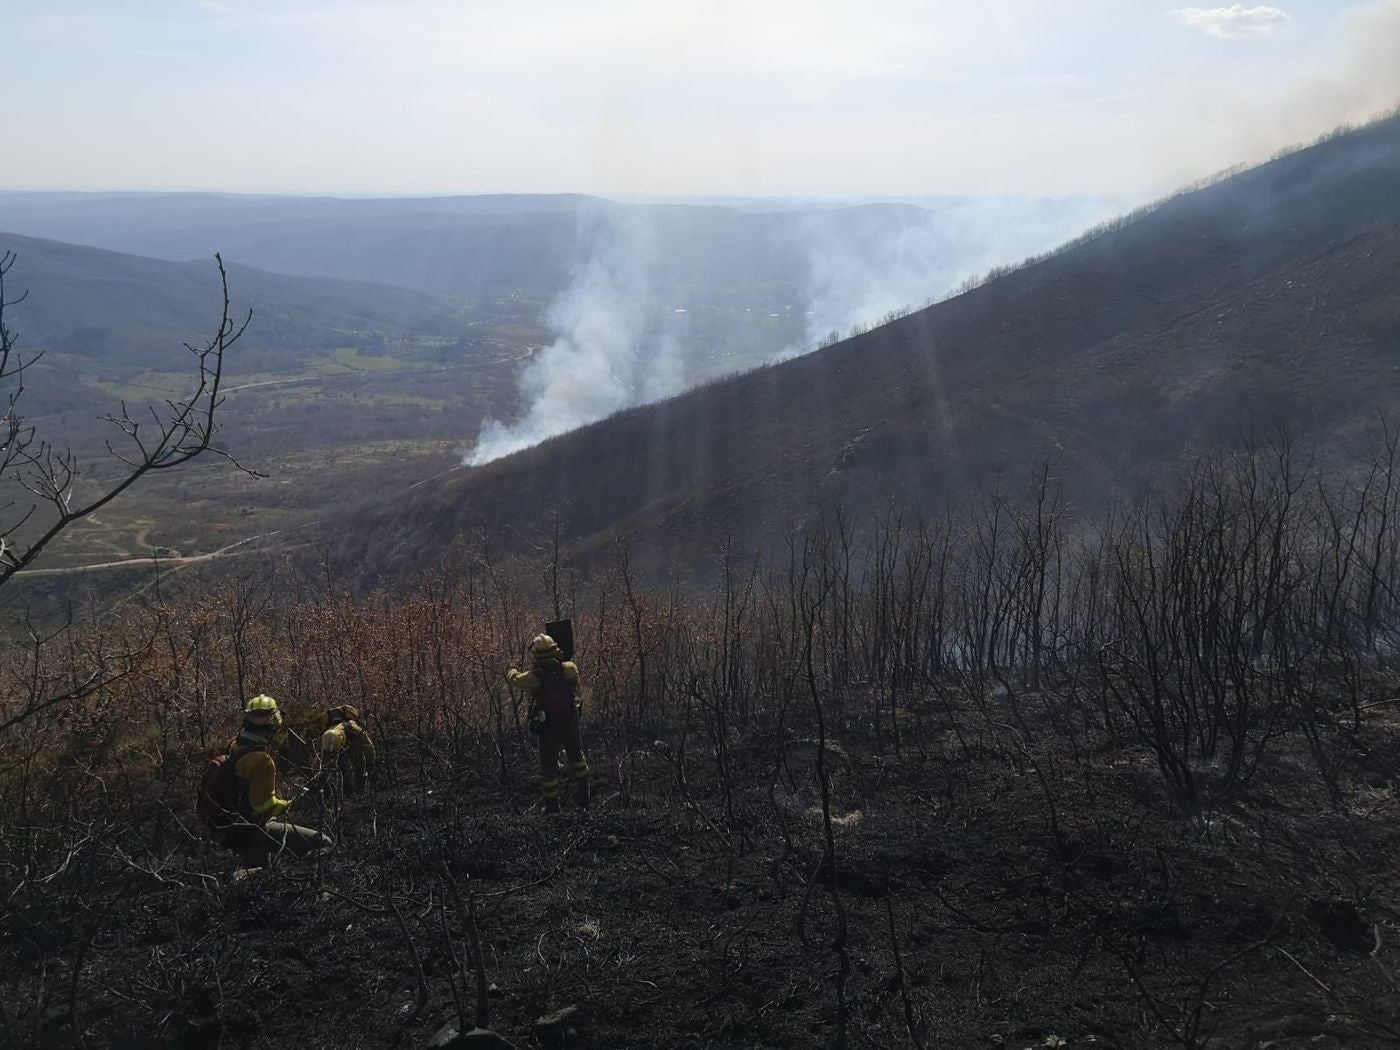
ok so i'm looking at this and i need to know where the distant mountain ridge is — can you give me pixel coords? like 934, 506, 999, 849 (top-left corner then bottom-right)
0, 230, 462, 371
331, 114, 1400, 583
0, 190, 1119, 307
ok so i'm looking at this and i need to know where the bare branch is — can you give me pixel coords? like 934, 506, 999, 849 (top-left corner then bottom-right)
0, 254, 251, 592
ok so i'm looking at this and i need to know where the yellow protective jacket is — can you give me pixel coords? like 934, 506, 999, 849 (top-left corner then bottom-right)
507, 660, 581, 702
319, 720, 377, 764
231, 738, 292, 823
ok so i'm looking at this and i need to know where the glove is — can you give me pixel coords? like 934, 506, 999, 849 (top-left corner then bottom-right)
528, 709, 546, 736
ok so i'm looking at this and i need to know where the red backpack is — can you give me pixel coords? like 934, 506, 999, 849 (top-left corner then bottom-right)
536, 661, 578, 725
196, 752, 239, 832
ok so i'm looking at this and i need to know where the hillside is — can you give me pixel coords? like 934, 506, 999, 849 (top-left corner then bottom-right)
7, 450, 1400, 1047
0, 231, 463, 375
0, 233, 508, 590
334, 115, 1400, 583
7, 117, 1400, 1050
0, 189, 1123, 594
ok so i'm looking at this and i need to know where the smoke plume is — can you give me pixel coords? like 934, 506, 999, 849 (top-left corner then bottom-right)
792, 196, 1127, 354
1168, 0, 1400, 182
467, 204, 685, 466
465, 195, 1128, 466
1299, 1, 1400, 130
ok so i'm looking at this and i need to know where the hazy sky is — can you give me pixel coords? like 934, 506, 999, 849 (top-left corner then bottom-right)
5, 1, 1397, 197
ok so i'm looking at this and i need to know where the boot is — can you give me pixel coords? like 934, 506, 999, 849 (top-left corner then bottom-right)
543, 796, 561, 814
574, 780, 591, 809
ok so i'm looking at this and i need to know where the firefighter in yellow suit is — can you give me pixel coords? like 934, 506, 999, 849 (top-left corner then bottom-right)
507, 634, 590, 813
318, 704, 378, 798
228, 695, 333, 868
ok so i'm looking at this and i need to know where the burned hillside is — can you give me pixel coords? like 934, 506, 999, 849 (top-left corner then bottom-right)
6, 444, 1400, 1047
333, 114, 1400, 588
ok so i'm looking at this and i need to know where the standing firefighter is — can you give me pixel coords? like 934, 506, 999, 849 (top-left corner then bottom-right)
318, 704, 378, 799
507, 633, 591, 813
199, 694, 334, 869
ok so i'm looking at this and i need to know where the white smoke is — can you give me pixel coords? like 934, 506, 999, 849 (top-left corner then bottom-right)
792, 196, 1129, 354
1292, 0, 1400, 132
1156, 0, 1400, 186
796, 0, 1400, 352
796, 213, 943, 354
467, 205, 686, 465
460, 3, 1400, 469
466, 195, 1131, 465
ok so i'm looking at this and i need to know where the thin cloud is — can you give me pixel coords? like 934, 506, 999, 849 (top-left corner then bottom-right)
1170, 4, 1291, 39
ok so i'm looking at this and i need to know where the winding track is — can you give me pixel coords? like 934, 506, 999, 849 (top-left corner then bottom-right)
14, 531, 285, 576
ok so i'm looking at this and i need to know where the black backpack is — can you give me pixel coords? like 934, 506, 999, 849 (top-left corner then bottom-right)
536, 661, 577, 725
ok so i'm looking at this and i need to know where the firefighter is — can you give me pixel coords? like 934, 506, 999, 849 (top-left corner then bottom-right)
318, 704, 378, 799
507, 634, 591, 813
226, 694, 333, 868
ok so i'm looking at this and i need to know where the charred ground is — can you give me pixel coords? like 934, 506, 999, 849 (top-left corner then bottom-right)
6, 659, 1400, 1049
7, 439, 1400, 1047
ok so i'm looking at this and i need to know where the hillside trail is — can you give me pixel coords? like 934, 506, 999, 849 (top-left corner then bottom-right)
14, 530, 284, 576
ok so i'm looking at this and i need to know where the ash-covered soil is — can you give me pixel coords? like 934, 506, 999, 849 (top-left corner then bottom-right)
6, 696, 1400, 1049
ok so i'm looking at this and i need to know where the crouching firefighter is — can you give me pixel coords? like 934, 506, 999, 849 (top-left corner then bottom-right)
318, 704, 378, 800
199, 694, 334, 868
507, 634, 590, 813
